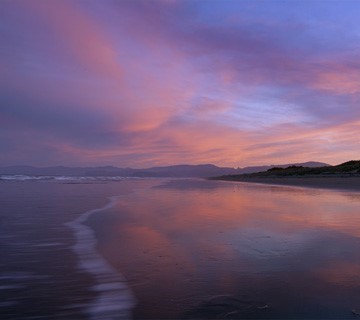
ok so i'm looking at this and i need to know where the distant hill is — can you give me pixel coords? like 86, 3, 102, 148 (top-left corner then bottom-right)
0, 161, 329, 178
212, 160, 360, 180
235, 161, 329, 174
0, 164, 234, 178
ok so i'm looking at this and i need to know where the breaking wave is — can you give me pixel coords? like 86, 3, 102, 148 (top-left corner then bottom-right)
66, 196, 136, 319
0, 175, 133, 182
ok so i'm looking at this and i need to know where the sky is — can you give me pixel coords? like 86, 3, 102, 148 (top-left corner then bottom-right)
1, 0, 360, 168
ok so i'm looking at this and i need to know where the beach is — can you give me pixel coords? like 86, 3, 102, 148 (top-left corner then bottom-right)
215, 176, 360, 192
2, 178, 360, 319
3, 1, 360, 319
0, 179, 156, 319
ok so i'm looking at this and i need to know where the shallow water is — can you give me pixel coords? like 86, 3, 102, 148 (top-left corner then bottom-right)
91, 179, 360, 319
0, 179, 153, 319
1, 178, 360, 319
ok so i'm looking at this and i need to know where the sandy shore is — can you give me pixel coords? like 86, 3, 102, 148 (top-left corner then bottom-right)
3, 178, 360, 319
0, 179, 155, 319
218, 176, 360, 192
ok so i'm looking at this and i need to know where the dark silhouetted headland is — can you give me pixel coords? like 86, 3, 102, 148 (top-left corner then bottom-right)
212, 160, 360, 191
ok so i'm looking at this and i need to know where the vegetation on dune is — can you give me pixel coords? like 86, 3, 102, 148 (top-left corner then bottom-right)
212, 160, 360, 180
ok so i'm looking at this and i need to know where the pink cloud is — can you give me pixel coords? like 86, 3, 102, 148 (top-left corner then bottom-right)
1, 0, 360, 167
313, 68, 360, 94
20, 0, 123, 81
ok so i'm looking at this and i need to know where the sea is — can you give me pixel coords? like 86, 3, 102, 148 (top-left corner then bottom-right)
1, 176, 360, 319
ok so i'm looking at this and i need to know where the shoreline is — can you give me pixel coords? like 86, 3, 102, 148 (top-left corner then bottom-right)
2, 179, 360, 319
66, 195, 136, 319
212, 176, 360, 192
0, 179, 161, 319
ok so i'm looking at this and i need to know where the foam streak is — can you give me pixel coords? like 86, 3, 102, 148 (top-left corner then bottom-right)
66, 196, 135, 319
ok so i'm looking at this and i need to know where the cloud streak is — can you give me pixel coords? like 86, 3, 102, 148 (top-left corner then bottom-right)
0, 0, 359, 167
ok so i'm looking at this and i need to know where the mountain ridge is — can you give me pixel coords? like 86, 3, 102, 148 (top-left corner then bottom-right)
0, 161, 329, 178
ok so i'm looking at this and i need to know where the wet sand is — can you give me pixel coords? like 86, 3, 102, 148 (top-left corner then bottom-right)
2, 178, 360, 319
217, 176, 360, 192
92, 179, 360, 319
0, 179, 156, 319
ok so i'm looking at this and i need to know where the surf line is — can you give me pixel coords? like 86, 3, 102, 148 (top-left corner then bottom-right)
66, 196, 135, 320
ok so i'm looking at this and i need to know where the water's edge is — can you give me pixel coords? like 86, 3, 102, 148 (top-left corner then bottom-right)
66, 196, 135, 320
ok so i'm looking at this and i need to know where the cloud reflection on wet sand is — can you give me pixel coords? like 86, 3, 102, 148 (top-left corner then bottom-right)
90, 180, 360, 319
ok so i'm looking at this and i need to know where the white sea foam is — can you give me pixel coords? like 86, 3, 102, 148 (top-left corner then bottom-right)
0, 175, 128, 181
66, 196, 135, 320
0, 175, 51, 181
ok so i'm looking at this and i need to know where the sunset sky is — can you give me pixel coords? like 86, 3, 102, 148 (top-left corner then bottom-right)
1, 0, 360, 168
